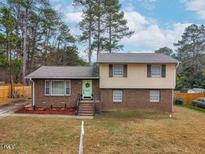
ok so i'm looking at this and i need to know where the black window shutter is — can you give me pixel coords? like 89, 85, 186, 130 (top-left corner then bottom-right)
147, 64, 151, 77
109, 64, 113, 77
161, 64, 166, 77
123, 65, 127, 77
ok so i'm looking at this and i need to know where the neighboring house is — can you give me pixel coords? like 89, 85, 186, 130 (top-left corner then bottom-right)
26, 53, 179, 115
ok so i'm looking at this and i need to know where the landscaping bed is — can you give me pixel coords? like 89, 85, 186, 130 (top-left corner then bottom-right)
15, 104, 77, 115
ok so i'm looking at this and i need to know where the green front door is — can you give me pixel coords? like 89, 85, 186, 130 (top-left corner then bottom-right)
82, 80, 92, 98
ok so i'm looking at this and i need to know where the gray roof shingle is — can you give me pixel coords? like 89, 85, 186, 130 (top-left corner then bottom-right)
25, 66, 99, 79
97, 53, 179, 64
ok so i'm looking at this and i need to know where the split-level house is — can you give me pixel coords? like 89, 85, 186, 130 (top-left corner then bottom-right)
26, 53, 179, 115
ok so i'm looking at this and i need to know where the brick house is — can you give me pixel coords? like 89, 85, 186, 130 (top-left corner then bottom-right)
26, 53, 179, 115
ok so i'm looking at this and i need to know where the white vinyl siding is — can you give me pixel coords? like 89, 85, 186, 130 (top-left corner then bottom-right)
151, 65, 161, 77
113, 64, 124, 77
113, 90, 123, 102
150, 90, 160, 102
45, 80, 71, 96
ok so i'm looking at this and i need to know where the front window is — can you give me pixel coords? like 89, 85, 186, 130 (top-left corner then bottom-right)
151, 65, 161, 77
150, 90, 160, 102
113, 90, 123, 102
45, 80, 71, 96
113, 64, 124, 77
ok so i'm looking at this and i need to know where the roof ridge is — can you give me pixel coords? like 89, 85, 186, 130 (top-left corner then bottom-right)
97, 52, 179, 64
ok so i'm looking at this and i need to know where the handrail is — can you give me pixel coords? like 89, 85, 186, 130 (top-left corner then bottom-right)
93, 96, 96, 116
76, 94, 81, 115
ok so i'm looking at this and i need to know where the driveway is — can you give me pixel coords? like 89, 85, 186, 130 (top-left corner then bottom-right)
0, 100, 28, 118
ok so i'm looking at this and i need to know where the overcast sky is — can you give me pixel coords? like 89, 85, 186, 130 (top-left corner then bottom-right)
50, 0, 204, 59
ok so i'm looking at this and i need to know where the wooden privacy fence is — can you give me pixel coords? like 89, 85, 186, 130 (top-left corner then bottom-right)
0, 85, 31, 104
175, 92, 205, 104
14, 86, 31, 98
0, 86, 9, 104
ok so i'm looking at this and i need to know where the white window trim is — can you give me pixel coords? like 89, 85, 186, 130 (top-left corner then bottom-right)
113, 90, 123, 103
44, 80, 71, 96
151, 64, 161, 78
113, 64, 124, 77
150, 90, 160, 103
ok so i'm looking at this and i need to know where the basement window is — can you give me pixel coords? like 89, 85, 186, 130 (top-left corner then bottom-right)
150, 90, 160, 102
113, 90, 123, 103
45, 80, 71, 96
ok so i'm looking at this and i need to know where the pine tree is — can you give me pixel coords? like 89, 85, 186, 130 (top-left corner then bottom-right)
74, 0, 96, 64
104, 0, 134, 53
174, 24, 205, 89
175, 24, 205, 73
154, 47, 174, 56
92, 0, 106, 56
0, 6, 19, 96
1, 0, 81, 83
74, 0, 134, 62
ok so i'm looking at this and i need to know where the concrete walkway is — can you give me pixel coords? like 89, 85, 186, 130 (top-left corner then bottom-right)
0, 101, 28, 118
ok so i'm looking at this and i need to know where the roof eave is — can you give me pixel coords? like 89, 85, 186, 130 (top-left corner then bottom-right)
25, 77, 99, 79
97, 62, 179, 64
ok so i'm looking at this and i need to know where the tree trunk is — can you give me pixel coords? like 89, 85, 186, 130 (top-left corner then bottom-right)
9, 48, 13, 98
29, 24, 38, 73
97, 0, 101, 56
22, 9, 28, 84
6, 32, 9, 61
44, 29, 51, 64
109, 15, 112, 53
97, 16, 100, 55
88, 21, 92, 65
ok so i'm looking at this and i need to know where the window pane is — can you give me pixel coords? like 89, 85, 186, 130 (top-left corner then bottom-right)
113, 65, 123, 77
151, 65, 161, 77
65, 81, 70, 95
52, 81, 64, 95
45, 81, 50, 95
150, 90, 160, 102
46, 88, 50, 94
113, 90, 123, 102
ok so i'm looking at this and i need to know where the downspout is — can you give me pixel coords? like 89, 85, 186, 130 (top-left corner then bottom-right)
171, 61, 180, 113
30, 78, 35, 107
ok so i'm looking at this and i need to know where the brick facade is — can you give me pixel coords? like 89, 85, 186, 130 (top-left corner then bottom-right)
33, 79, 100, 108
100, 89, 173, 112
33, 79, 173, 112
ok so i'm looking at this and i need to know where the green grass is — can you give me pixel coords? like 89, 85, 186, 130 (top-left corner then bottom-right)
180, 104, 205, 113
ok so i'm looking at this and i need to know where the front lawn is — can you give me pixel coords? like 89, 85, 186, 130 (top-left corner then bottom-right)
181, 103, 205, 113
0, 106, 205, 154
